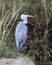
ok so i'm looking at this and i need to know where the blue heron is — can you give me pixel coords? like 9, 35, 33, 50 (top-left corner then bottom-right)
15, 12, 34, 50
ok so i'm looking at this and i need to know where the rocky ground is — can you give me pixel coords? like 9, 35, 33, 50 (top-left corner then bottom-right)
0, 57, 34, 65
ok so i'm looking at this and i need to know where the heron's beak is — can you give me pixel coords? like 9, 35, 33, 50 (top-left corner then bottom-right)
27, 15, 35, 18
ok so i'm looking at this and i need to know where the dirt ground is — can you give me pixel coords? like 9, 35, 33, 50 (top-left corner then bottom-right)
0, 57, 35, 65
35, 61, 52, 65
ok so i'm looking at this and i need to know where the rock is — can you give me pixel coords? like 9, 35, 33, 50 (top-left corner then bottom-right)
0, 57, 35, 65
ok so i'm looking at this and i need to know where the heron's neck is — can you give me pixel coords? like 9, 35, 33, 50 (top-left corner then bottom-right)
23, 19, 28, 24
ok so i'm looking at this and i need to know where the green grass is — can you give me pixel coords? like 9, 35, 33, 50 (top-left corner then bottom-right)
0, 40, 31, 59
0, 40, 19, 58
3, 47, 18, 58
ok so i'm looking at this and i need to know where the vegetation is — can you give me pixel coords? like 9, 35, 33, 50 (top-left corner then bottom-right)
0, 0, 52, 65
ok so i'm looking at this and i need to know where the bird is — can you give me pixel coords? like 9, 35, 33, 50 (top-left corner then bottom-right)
15, 12, 35, 50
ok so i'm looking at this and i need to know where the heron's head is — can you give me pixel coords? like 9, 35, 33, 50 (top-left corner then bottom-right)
21, 12, 35, 21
